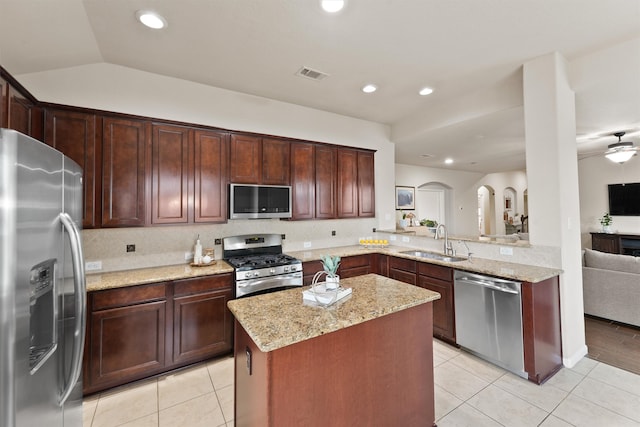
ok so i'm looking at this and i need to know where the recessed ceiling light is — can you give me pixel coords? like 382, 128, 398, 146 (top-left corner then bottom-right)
444, 158, 454, 164
419, 87, 434, 96
321, 0, 346, 13
362, 84, 377, 93
136, 10, 167, 29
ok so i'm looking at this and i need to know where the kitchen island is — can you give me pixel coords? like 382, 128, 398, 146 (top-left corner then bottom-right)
227, 273, 441, 427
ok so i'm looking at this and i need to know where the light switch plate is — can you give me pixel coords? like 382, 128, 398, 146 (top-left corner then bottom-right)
303, 241, 312, 248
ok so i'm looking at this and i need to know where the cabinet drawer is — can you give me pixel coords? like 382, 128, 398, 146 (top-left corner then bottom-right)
418, 263, 453, 281
92, 283, 167, 311
173, 274, 233, 297
340, 254, 371, 269
389, 256, 416, 273
389, 268, 416, 285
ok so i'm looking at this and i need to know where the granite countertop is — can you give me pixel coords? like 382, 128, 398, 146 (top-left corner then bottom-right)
227, 273, 440, 353
86, 261, 234, 292
287, 245, 562, 283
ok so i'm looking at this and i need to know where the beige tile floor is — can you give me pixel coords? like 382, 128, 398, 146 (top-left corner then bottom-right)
83, 340, 640, 427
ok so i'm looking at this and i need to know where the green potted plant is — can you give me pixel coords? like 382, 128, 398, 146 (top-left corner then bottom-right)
321, 255, 341, 289
600, 213, 613, 233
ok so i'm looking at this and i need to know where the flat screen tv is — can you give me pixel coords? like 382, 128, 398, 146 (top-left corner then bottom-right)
608, 182, 640, 216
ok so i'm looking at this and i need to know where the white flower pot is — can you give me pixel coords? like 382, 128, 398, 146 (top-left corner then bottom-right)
603, 225, 612, 233
326, 275, 340, 290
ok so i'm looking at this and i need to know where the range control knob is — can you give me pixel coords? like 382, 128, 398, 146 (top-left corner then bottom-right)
284, 266, 290, 272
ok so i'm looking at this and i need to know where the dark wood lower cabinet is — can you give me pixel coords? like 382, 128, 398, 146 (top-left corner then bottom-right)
417, 263, 455, 344
522, 276, 563, 384
388, 256, 417, 285
83, 274, 233, 395
173, 276, 234, 365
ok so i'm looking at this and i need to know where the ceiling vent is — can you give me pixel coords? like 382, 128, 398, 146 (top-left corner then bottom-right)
296, 66, 329, 81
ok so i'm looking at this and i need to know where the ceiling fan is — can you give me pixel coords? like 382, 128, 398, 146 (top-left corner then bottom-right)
578, 131, 639, 163
604, 132, 638, 163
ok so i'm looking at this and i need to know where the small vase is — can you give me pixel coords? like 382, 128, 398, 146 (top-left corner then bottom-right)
399, 219, 408, 228
326, 275, 340, 290
603, 225, 612, 233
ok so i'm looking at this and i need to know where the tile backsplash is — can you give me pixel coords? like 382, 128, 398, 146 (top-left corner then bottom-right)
82, 218, 378, 272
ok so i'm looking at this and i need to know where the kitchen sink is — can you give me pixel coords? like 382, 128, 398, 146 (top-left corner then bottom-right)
399, 250, 466, 263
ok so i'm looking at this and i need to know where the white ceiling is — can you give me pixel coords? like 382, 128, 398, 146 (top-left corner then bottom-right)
1, 0, 639, 173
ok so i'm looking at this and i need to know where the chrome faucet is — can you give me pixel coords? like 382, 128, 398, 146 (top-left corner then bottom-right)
435, 224, 453, 256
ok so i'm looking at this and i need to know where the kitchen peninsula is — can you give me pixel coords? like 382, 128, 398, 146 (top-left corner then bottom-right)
227, 274, 440, 427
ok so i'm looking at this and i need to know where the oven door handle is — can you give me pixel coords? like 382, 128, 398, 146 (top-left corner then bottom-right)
237, 274, 301, 288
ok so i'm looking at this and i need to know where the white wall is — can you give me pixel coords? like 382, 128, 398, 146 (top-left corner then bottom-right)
578, 155, 640, 246
16, 63, 396, 270
395, 164, 483, 236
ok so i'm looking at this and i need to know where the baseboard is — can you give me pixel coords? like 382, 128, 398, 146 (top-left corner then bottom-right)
562, 344, 589, 368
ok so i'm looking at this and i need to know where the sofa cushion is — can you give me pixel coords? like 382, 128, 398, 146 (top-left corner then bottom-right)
583, 248, 640, 275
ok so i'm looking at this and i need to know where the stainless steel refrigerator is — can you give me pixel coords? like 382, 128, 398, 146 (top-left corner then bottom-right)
0, 128, 86, 427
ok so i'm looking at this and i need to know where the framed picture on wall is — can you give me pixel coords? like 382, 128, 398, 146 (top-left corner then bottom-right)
395, 186, 415, 210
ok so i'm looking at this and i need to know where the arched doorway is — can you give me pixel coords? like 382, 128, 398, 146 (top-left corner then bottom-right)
477, 185, 496, 235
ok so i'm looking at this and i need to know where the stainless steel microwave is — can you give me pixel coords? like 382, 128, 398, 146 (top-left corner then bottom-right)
229, 184, 292, 219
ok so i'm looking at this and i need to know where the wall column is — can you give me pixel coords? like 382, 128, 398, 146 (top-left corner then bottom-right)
523, 52, 587, 367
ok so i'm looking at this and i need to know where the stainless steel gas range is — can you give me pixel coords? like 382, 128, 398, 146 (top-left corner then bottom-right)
222, 234, 303, 297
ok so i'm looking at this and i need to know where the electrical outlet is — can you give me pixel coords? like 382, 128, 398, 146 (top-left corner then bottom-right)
372, 227, 376, 232
85, 261, 102, 271
331, 230, 336, 236
281, 234, 286, 240
390, 235, 397, 241
500, 246, 514, 256
303, 241, 312, 248
215, 238, 222, 245
126, 244, 135, 253
402, 236, 410, 242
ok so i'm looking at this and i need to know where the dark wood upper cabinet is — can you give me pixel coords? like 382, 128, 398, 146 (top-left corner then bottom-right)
315, 145, 337, 219
337, 148, 359, 218
229, 133, 262, 184
151, 124, 190, 224
9, 85, 36, 138
262, 138, 290, 185
193, 129, 229, 223
358, 150, 375, 217
44, 109, 99, 228
102, 117, 147, 227
0, 77, 7, 128
290, 142, 315, 220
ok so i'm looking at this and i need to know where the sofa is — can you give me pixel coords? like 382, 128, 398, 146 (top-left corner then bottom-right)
582, 248, 640, 328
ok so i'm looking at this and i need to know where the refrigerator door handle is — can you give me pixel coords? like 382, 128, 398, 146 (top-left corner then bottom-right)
58, 213, 86, 406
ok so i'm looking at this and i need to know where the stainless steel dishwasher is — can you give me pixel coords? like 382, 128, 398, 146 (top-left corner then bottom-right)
454, 270, 526, 378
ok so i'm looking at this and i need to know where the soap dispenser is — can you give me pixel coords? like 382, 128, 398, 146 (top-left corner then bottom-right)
194, 235, 203, 264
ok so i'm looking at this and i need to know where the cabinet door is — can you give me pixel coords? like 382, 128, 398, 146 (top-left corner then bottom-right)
85, 283, 168, 394
8, 85, 35, 138
315, 145, 337, 219
290, 142, 315, 220
44, 109, 99, 228
194, 130, 229, 223
591, 233, 620, 254
417, 275, 455, 342
151, 124, 190, 224
230, 133, 262, 184
102, 118, 147, 227
0, 77, 7, 128
262, 138, 290, 185
88, 300, 167, 389
337, 148, 358, 218
173, 276, 233, 365
358, 150, 375, 217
